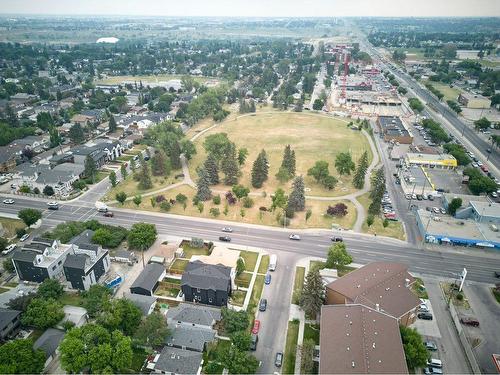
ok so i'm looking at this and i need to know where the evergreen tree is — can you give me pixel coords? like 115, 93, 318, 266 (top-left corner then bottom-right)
251, 150, 269, 188
84, 155, 97, 183
353, 151, 369, 189
280, 145, 296, 176
221, 144, 239, 186
299, 267, 325, 319
120, 164, 127, 180
69, 123, 85, 144
49, 126, 62, 148
169, 141, 182, 170
108, 114, 117, 133
287, 176, 306, 213
151, 151, 168, 176
196, 168, 212, 201
138, 162, 152, 190
203, 154, 219, 185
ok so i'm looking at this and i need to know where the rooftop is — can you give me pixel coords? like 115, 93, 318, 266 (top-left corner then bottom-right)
319, 304, 408, 374
152, 346, 203, 374
0, 308, 21, 331
181, 261, 232, 291
130, 263, 165, 293
470, 201, 500, 219
166, 303, 221, 326
123, 292, 157, 315
165, 325, 215, 352
33, 328, 65, 358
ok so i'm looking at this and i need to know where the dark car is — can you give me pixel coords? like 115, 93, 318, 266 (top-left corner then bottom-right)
275, 352, 283, 367
495, 271, 500, 278
250, 334, 258, 351
424, 341, 438, 351
104, 211, 114, 217
331, 236, 343, 242
418, 312, 433, 320
265, 273, 272, 285
259, 298, 267, 312
460, 317, 479, 327
219, 236, 231, 242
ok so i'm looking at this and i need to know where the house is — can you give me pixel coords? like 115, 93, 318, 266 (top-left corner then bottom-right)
123, 292, 157, 315
11, 239, 73, 283
166, 303, 221, 330
165, 325, 216, 352
71, 114, 95, 127
0, 308, 22, 341
325, 262, 420, 326
191, 246, 239, 289
458, 92, 491, 109
0, 146, 18, 172
10, 135, 50, 153
181, 261, 232, 307
70, 144, 107, 168
147, 346, 203, 375
93, 139, 124, 161
63, 230, 111, 291
319, 304, 408, 374
33, 328, 65, 369
110, 250, 137, 264
130, 263, 166, 296
10, 93, 38, 105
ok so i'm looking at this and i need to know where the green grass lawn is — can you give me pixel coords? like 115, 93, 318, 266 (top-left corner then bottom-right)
258, 255, 270, 274
425, 81, 461, 102
492, 288, 500, 304
239, 250, 258, 272
230, 290, 246, 307
59, 292, 84, 306
412, 278, 429, 299
169, 258, 189, 273
164, 277, 181, 284
309, 261, 355, 277
292, 267, 305, 305
304, 323, 320, 345
4, 282, 18, 288
0, 287, 9, 294
155, 287, 180, 297
181, 244, 210, 258
247, 275, 265, 320
235, 272, 252, 288
116, 155, 134, 162
283, 320, 300, 374
0, 218, 25, 238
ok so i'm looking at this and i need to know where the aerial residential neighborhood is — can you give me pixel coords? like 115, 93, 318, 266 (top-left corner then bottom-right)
0, 1, 499, 375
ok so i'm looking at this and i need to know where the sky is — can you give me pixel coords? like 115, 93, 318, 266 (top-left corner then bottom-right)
1, 0, 500, 17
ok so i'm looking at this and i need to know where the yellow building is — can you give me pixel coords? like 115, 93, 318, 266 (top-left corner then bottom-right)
404, 153, 457, 169
458, 92, 491, 109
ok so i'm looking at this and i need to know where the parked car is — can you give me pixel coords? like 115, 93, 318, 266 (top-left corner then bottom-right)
250, 334, 258, 351
331, 236, 343, 242
460, 317, 480, 327
416, 194, 423, 200
432, 207, 440, 213
251, 320, 261, 334
2, 199, 14, 204
259, 298, 267, 311
19, 233, 30, 242
418, 312, 433, 320
221, 227, 233, 233
1, 243, 16, 255
219, 236, 231, 242
289, 234, 301, 240
418, 303, 429, 312
103, 211, 114, 217
439, 208, 446, 214
427, 358, 442, 368
265, 273, 272, 285
424, 341, 438, 351
428, 195, 435, 201
275, 352, 283, 367
424, 367, 443, 374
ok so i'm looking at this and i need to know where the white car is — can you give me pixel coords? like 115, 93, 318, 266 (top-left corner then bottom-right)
221, 227, 233, 233
19, 233, 30, 242
491, 192, 498, 198
289, 234, 301, 241
2, 199, 14, 204
1, 244, 16, 255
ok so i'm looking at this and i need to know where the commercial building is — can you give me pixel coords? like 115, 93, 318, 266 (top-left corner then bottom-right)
458, 92, 491, 109
377, 116, 413, 144
403, 153, 457, 169
319, 304, 408, 374
325, 262, 420, 326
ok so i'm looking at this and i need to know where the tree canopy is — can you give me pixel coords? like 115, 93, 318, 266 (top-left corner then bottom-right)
127, 222, 157, 251
0, 339, 46, 374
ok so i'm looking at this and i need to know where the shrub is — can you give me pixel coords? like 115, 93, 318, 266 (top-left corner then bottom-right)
160, 201, 171, 212
259, 206, 268, 211
16, 228, 27, 238
33, 187, 40, 195
225, 191, 237, 205
19, 185, 31, 193
155, 195, 166, 203
242, 196, 254, 208
456, 292, 464, 301
212, 195, 221, 205
326, 203, 348, 217
72, 179, 86, 190
209, 208, 220, 217
191, 237, 204, 248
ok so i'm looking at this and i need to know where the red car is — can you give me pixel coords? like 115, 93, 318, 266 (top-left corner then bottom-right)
251, 319, 261, 334
103, 211, 114, 217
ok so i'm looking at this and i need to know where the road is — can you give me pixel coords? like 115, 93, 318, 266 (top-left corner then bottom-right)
2, 196, 500, 285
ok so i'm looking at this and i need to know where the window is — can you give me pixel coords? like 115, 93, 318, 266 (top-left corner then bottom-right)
52, 265, 56, 271
197, 288, 200, 293
209, 298, 213, 303
58, 260, 62, 265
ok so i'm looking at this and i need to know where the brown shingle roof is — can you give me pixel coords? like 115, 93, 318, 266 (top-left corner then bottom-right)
319, 304, 408, 374
326, 262, 420, 319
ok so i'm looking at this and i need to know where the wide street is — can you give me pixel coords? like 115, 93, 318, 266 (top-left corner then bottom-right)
2, 196, 500, 285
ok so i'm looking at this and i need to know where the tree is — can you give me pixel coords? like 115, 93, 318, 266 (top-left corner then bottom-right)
84, 155, 97, 183
0, 237, 8, 252
180, 139, 197, 160
447, 197, 462, 216
221, 307, 249, 333
209, 207, 220, 217
92, 228, 113, 247
43, 185, 55, 196
300, 339, 316, 375
134, 311, 170, 347
313, 98, 324, 110
232, 184, 250, 200
335, 152, 355, 175
326, 242, 353, 270
82, 285, 111, 318
133, 194, 142, 207
400, 326, 429, 370
18, 208, 42, 227
128, 222, 157, 251
251, 149, 269, 188
204, 133, 233, 163
442, 43, 457, 59
0, 339, 46, 374
37, 278, 64, 300
308, 160, 330, 183
120, 163, 127, 180
474, 117, 491, 131
169, 141, 182, 169
353, 151, 369, 189
366, 214, 375, 227
21, 298, 64, 329
68, 123, 85, 144
108, 114, 117, 133
275, 166, 292, 183
238, 148, 248, 165
408, 97, 424, 113
221, 144, 239, 186
196, 168, 212, 201
383, 218, 389, 228
236, 258, 245, 276
203, 154, 219, 185
19, 184, 31, 193
280, 145, 296, 177
326, 203, 348, 217
176, 193, 188, 209
306, 209, 312, 222
115, 191, 127, 205
109, 171, 117, 187
97, 298, 142, 336
230, 331, 252, 351
392, 49, 407, 62
271, 188, 288, 212
299, 267, 325, 319
287, 176, 306, 213
217, 345, 259, 374
138, 161, 152, 190
49, 126, 62, 148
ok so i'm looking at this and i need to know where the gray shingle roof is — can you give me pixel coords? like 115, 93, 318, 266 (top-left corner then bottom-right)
130, 263, 165, 293
166, 303, 221, 326
165, 325, 215, 352
154, 347, 203, 374
181, 261, 231, 291
33, 328, 65, 357
0, 308, 21, 331
12, 249, 37, 263
123, 292, 157, 315
63, 254, 88, 270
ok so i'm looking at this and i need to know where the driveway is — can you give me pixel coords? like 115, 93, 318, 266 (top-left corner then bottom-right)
463, 283, 500, 374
